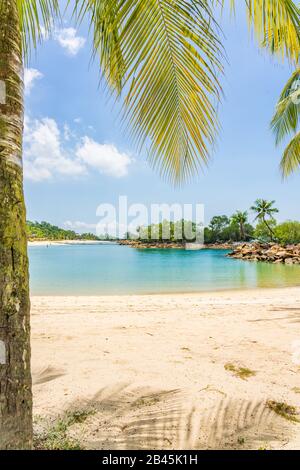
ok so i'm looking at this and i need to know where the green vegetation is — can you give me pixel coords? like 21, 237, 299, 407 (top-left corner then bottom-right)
34, 408, 96, 450
267, 401, 299, 423
26, 221, 108, 241
28, 211, 300, 246
136, 220, 199, 242
231, 211, 248, 241
251, 199, 279, 240
128, 200, 300, 246
204, 214, 254, 243
254, 220, 300, 244
274, 221, 300, 245
271, 70, 300, 178
224, 363, 256, 381
253, 220, 277, 242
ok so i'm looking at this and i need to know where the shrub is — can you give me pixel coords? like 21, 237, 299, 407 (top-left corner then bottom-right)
274, 221, 300, 245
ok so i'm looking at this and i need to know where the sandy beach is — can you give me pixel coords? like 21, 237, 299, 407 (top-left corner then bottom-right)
31, 287, 300, 450
28, 240, 115, 246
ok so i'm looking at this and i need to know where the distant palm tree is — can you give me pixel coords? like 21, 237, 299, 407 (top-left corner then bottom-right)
271, 69, 300, 177
231, 211, 248, 240
1, 0, 299, 450
251, 199, 279, 240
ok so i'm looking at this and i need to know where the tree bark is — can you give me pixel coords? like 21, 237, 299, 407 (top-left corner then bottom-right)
240, 223, 245, 241
0, 0, 32, 449
263, 217, 275, 241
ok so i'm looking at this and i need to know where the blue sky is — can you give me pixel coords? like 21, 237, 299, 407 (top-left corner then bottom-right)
24, 3, 300, 234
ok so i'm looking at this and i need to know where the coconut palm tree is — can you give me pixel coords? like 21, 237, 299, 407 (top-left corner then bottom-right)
271, 69, 300, 176
231, 211, 248, 240
251, 199, 279, 240
0, 0, 61, 450
0, 0, 299, 450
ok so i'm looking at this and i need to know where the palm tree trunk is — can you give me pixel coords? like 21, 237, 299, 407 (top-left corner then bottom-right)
240, 223, 245, 241
0, 0, 32, 449
263, 217, 275, 241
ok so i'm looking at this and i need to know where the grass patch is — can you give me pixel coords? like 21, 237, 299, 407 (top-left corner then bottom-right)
224, 363, 256, 380
267, 401, 299, 423
34, 408, 96, 450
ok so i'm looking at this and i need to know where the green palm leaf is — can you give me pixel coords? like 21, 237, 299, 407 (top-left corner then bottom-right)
72, 0, 125, 94
225, 0, 300, 63
280, 130, 300, 176
271, 69, 300, 177
271, 69, 300, 144
19, 0, 300, 184
75, 0, 224, 184
248, 0, 300, 63
16, 0, 60, 59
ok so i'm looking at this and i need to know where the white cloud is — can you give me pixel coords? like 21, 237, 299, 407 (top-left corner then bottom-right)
24, 68, 43, 95
24, 117, 86, 181
23, 117, 132, 182
76, 137, 132, 178
54, 28, 86, 56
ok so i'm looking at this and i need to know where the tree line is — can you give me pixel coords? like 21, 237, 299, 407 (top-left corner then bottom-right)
132, 199, 300, 245
206, 199, 300, 244
26, 221, 101, 241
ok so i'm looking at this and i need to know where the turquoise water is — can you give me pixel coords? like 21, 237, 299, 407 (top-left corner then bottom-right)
28, 244, 300, 295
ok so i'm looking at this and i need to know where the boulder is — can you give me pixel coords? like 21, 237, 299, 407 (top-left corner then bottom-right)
228, 243, 300, 265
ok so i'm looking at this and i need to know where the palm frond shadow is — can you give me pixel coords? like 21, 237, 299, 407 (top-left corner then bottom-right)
64, 383, 295, 450
270, 307, 300, 324
32, 366, 66, 385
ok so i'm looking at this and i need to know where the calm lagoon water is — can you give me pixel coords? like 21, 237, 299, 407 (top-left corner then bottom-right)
28, 244, 300, 295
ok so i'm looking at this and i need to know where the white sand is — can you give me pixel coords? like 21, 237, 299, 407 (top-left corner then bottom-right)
31, 287, 300, 450
28, 240, 115, 246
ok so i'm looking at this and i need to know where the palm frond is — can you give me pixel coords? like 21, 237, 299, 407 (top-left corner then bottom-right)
246, 0, 300, 63
16, 0, 60, 60
71, 0, 125, 94
220, 0, 300, 62
77, 0, 224, 184
280, 130, 300, 176
271, 69, 300, 144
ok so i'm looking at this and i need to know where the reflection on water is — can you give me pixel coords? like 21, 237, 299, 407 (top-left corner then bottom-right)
255, 261, 300, 288
28, 245, 300, 295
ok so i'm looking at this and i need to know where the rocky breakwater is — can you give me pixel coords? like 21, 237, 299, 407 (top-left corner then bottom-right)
206, 242, 233, 250
119, 240, 234, 249
228, 243, 300, 265
118, 240, 185, 249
